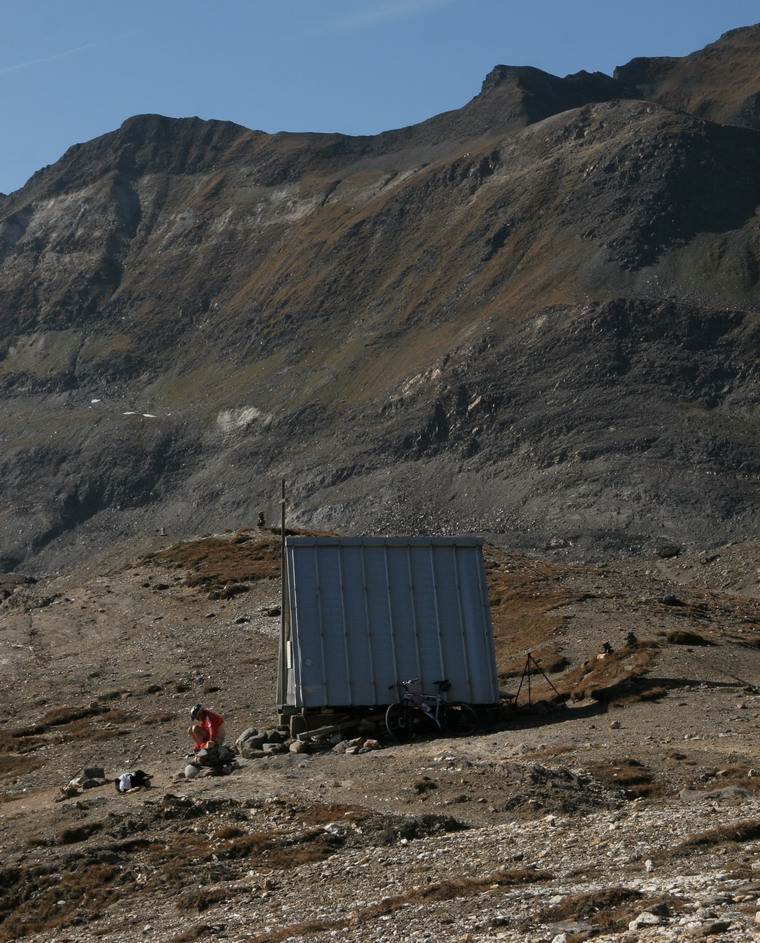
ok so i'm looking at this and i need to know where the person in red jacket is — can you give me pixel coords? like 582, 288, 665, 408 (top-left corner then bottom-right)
188, 704, 226, 751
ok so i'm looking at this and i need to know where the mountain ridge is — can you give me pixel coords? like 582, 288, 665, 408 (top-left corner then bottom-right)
0, 25, 759, 573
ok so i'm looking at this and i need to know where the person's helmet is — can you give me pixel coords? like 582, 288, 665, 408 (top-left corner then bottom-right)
189, 704, 203, 721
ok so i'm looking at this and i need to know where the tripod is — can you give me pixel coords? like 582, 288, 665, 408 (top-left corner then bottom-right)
513, 652, 561, 708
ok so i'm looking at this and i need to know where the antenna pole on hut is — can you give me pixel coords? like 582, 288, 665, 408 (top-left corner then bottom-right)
276, 479, 287, 711
280, 476, 286, 622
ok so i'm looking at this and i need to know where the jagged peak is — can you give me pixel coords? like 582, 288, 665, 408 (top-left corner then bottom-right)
116, 112, 248, 138
717, 22, 760, 41
613, 56, 679, 87
479, 64, 556, 94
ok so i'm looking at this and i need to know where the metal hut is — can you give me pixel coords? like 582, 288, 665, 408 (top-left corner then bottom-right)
278, 536, 499, 730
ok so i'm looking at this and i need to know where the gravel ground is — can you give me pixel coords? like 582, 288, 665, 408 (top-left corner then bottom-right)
1, 533, 759, 942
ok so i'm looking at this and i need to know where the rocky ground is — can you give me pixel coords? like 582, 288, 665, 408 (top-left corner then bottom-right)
1, 530, 760, 942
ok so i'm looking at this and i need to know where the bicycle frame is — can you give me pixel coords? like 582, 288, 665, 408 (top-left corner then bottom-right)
386, 678, 478, 741
389, 679, 449, 728
405, 691, 445, 727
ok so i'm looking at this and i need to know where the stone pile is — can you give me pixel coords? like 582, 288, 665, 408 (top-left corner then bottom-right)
236, 724, 295, 756
236, 726, 383, 758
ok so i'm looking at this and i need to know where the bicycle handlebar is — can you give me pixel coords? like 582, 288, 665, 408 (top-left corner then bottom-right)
388, 678, 419, 690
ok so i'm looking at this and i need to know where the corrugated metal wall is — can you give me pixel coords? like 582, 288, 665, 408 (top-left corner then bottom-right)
283, 537, 499, 709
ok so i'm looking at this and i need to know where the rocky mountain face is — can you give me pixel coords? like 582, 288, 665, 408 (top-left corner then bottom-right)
1, 25, 759, 573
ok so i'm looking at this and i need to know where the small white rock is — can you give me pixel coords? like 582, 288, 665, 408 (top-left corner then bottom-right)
629, 911, 662, 930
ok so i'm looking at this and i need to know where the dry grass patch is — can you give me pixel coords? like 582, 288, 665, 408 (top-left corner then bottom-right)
177, 886, 239, 912
519, 743, 576, 759
485, 547, 668, 703
587, 758, 666, 800
669, 819, 760, 856
1, 704, 131, 754
486, 551, 585, 666
297, 802, 367, 827
245, 867, 553, 943
171, 925, 223, 942
0, 791, 27, 804
142, 711, 176, 726
0, 753, 42, 779
56, 822, 104, 845
560, 644, 660, 703
2, 704, 111, 747
152, 825, 346, 883
711, 769, 760, 794
214, 824, 246, 840
143, 532, 282, 592
40, 704, 110, 727
0, 860, 133, 943
370, 866, 553, 907
538, 885, 644, 930
667, 629, 715, 646
500, 658, 635, 707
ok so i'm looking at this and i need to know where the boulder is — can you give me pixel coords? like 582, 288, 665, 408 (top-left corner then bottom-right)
237, 728, 269, 751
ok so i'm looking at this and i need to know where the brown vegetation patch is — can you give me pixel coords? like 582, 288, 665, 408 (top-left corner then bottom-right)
708, 769, 760, 794
669, 819, 760, 856
1, 703, 132, 754
150, 826, 344, 880
144, 532, 281, 592
520, 742, 576, 759
57, 821, 104, 845
560, 644, 660, 703
214, 824, 246, 840
538, 885, 644, 929
297, 803, 367, 827
40, 704, 110, 727
0, 753, 41, 779
362, 866, 552, 914
177, 886, 238, 912
171, 925, 224, 943
587, 758, 666, 800
667, 630, 715, 646
0, 728, 40, 751
0, 859, 132, 943
2, 704, 111, 748
142, 711, 177, 726
245, 867, 553, 943
499, 643, 662, 706
0, 792, 21, 803
0, 801, 368, 940
97, 708, 134, 724
485, 551, 586, 667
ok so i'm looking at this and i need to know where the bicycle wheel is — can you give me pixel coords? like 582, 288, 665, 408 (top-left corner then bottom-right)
445, 702, 478, 736
385, 702, 416, 741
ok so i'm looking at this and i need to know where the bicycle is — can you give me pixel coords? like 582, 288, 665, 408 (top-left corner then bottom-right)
385, 678, 478, 741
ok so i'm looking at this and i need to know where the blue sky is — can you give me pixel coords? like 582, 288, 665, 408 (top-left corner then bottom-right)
1, 0, 758, 195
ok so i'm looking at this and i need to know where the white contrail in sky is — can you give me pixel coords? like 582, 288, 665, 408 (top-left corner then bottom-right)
0, 42, 99, 76
330, 0, 456, 31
